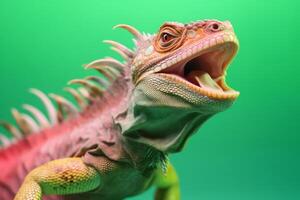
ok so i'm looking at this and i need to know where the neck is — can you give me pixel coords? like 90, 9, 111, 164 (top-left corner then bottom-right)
115, 79, 213, 153
105, 76, 167, 173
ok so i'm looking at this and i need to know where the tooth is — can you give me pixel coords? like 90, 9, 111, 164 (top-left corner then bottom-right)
161, 63, 167, 69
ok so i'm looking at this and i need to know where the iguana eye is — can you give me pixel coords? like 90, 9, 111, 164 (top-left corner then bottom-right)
154, 24, 187, 53
161, 32, 175, 43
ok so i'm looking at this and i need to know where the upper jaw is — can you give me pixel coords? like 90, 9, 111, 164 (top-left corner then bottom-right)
137, 32, 240, 100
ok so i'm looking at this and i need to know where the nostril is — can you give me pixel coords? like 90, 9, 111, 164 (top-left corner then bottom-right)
212, 23, 219, 30
207, 22, 224, 32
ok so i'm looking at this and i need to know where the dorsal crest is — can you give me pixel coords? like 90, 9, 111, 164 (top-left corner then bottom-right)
0, 24, 142, 148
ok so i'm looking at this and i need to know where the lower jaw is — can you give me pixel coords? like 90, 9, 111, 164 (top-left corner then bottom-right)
136, 74, 237, 114
156, 73, 240, 100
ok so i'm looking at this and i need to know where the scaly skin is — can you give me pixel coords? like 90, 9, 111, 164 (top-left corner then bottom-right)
0, 19, 239, 199
14, 158, 101, 200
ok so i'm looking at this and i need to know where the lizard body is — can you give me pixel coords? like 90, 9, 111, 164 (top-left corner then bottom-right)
0, 19, 239, 200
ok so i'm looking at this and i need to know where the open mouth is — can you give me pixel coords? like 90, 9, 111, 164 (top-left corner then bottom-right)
148, 34, 240, 100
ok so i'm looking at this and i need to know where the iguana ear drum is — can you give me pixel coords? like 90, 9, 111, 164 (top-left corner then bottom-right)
154, 23, 187, 53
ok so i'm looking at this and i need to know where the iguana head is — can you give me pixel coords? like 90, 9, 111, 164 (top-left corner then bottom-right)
117, 20, 239, 153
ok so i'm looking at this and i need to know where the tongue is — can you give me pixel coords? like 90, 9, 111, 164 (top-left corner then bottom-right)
188, 70, 223, 91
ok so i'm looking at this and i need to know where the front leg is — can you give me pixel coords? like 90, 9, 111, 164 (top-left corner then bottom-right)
14, 158, 101, 200
153, 162, 180, 200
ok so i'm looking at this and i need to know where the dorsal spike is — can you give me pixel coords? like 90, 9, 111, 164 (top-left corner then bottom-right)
22, 104, 50, 128
113, 24, 143, 41
103, 40, 134, 58
0, 134, 11, 148
49, 93, 78, 119
64, 87, 87, 110
101, 63, 121, 78
110, 47, 130, 61
85, 58, 125, 72
85, 76, 115, 95
0, 121, 22, 139
105, 65, 121, 79
29, 88, 57, 125
53, 104, 64, 123
68, 79, 103, 98
77, 87, 92, 101
86, 76, 110, 89
85, 65, 115, 81
21, 113, 40, 133
11, 108, 32, 136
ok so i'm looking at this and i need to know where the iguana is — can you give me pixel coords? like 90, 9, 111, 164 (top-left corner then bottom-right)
0, 19, 239, 200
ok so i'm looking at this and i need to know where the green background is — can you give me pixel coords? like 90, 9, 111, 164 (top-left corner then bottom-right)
0, 0, 299, 199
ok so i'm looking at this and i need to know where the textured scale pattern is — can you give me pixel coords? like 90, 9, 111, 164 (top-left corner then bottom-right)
0, 19, 239, 200
14, 158, 100, 200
